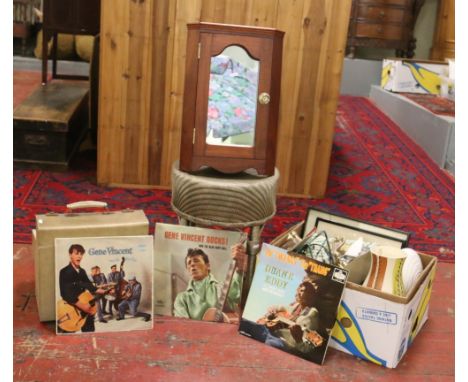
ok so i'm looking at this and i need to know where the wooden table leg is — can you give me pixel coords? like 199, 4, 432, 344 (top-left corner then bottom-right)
51, 32, 58, 79
41, 29, 49, 85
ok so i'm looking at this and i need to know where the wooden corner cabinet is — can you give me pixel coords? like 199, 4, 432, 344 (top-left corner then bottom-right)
179, 23, 284, 176
42, 0, 101, 84
347, 0, 425, 58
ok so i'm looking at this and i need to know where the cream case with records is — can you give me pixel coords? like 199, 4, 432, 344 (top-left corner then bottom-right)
33, 201, 149, 322
55, 235, 153, 334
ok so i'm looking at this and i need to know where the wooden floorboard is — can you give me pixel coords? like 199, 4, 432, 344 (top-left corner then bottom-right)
13, 244, 454, 381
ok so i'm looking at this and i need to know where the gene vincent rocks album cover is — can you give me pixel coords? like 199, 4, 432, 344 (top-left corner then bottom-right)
239, 243, 348, 365
55, 236, 153, 334
154, 223, 244, 324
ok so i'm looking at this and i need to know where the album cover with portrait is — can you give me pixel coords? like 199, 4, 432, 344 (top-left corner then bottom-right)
239, 243, 348, 365
154, 223, 243, 323
55, 235, 153, 335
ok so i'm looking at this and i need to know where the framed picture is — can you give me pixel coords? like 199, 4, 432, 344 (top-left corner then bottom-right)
303, 208, 410, 248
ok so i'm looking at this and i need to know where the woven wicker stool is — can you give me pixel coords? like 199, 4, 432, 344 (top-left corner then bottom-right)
171, 161, 279, 306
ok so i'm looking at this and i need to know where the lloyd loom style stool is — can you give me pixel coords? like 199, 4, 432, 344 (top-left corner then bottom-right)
171, 161, 279, 306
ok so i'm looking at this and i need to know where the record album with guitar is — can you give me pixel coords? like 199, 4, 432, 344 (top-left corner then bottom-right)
154, 223, 244, 323
55, 235, 154, 334
239, 243, 348, 365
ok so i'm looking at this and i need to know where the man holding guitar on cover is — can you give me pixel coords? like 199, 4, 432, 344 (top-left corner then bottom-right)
239, 280, 323, 356
58, 244, 107, 332
116, 275, 151, 322
173, 243, 247, 321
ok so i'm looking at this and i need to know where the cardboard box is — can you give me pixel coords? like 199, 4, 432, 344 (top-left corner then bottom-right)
381, 58, 448, 95
271, 212, 437, 368
34, 207, 149, 321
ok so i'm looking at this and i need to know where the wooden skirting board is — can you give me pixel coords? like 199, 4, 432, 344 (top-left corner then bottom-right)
97, 0, 351, 198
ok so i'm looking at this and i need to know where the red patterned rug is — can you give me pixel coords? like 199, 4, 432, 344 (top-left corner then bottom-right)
13, 73, 454, 262
400, 92, 455, 117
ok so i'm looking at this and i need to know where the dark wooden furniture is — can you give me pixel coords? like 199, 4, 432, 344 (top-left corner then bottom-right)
347, 0, 425, 58
179, 22, 284, 176
13, 0, 39, 56
42, 0, 101, 84
13, 81, 89, 170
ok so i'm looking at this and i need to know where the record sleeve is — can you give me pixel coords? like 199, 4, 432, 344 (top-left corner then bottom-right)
154, 223, 243, 323
239, 243, 348, 365
55, 235, 153, 334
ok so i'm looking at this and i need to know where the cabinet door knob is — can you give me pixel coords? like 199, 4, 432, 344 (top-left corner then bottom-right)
258, 92, 270, 105
380, 11, 386, 18
377, 26, 383, 33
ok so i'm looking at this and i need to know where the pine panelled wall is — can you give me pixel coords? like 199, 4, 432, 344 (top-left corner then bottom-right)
97, 0, 352, 198
430, 0, 454, 60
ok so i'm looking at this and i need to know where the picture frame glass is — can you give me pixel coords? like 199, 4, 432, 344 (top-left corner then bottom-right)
303, 208, 410, 248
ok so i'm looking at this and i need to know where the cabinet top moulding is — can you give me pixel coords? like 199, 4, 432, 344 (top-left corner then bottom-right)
356, 0, 410, 5
190, 22, 285, 38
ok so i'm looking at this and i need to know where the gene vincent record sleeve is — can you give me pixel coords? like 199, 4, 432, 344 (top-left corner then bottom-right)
154, 223, 243, 322
55, 235, 153, 334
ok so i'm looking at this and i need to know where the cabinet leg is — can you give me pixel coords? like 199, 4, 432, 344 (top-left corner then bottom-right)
406, 38, 417, 59
21, 37, 27, 56
346, 45, 356, 58
51, 32, 58, 79
41, 30, 49, 85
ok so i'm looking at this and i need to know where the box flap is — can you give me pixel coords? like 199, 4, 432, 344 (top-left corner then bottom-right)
270, 221, 303, 247
404, 253, 437, 301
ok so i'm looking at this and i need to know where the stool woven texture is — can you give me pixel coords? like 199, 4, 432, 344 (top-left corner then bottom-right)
171, 162, 279, 228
